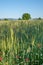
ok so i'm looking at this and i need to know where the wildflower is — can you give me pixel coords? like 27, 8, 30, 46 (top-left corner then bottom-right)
25, 58, 29, 62
0, 57, 2, 62
16, 55, 19, 59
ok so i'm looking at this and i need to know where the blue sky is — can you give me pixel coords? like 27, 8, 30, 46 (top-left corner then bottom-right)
0, 0, 43, 18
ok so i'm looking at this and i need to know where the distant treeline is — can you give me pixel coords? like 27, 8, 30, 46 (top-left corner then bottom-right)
0, 13, 42, 21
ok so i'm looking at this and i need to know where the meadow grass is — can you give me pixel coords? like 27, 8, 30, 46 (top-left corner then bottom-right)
0, 20, 43, 65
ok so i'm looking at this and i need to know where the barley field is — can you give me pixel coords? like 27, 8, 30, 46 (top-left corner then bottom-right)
0, 20, 43, 65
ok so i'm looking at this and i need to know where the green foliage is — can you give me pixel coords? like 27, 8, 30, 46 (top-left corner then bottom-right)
38, 17, 41, 20
4, 18, 8, 21
18, 18, 22, 20
0, 20, 43, 65
22, 13, 31, 20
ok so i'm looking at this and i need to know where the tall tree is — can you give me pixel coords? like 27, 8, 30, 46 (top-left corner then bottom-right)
22, 13, 31, 20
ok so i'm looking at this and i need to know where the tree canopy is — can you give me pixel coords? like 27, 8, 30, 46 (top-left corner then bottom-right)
22, 13, 31, 20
